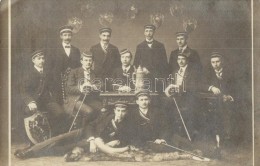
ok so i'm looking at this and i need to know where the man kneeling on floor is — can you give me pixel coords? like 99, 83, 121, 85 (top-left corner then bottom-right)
64, 100, 136, 162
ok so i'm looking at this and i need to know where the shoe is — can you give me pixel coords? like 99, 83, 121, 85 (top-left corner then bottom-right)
14, 149, 34, 159
64, 147, 84, 162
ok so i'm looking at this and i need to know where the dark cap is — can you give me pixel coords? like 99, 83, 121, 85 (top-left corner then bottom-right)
177, 52, 188, 58
59, 25, 73, 34
31, 50, 44, 59
120, 49, 131, 55
81, 51, 93, 58
175, 31, 188, 37
135, 90, 150, 98
144, 24, 156, 31
99, 27, 112, 34
210, 52, 223, 58
114, 100, 128, 108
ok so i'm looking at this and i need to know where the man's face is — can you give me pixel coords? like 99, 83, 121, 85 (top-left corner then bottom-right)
81, 57, 93, 69
121, 53, 131, 66
32, 55, 45, 68
177, 56, 187, 67
176, 36, 187, 48
136, 95, 150, 109
99, 32, 111, 44
211, 57, 222, 71
144, 28, 154, 40
60, 32, 72, 44
114, 107, 127, 122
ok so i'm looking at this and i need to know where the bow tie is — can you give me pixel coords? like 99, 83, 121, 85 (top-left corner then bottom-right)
65, 45, 71, 48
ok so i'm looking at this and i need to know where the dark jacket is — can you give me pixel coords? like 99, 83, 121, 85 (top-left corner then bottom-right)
134, 40, 169, 78
130, 107, 170, 147
20, 66, 54, 106
52, 44, 81, 104
85, 112, 133, 146
110, 66, 135, 91
90, 43, 121, 79
202, 66, 235, 97
169, 47, 202, 74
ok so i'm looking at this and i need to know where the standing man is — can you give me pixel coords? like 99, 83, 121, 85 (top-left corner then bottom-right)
90, 27, 121, 81
134, 25, 168, 82
169, 32, 202, 74
53, 25, 81, 105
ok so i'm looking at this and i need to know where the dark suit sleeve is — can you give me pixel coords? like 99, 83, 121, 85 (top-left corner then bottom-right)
66, 69, 81, 95
20, 74, 34, 105
133, 45, 141, 68
193, 50, 203, 72
157, 44, 169, 77
168, 51, 177, 74
114, 47, 121, 68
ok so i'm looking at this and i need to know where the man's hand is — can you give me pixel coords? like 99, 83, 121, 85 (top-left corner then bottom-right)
154, 139, 167, 144
89, 140, 97, 153
80, 83, 92, 93
128, 145, 139, 151
223, 95, 234, 102
118, 86, 132, 92
210, 86, 221, 95
165, 84, 179, 97
27, 102, 37, 112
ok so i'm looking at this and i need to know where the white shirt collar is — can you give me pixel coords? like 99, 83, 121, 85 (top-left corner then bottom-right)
179, 65, 188, 73
146, 39, 154, 43
179, 45, 187, 52
62, 42, 71, 48
122, 65, 131, 72
34, 65, 43, 73
215, 68, 223, 73
100, 42, 109, 49
82, 67, 91, 73
139, 108, 148, 115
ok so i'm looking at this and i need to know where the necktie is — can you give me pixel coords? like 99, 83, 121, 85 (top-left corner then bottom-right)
179, 68, 183, 75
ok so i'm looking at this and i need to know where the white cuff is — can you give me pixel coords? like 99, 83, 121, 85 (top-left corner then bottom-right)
87, 137, 95, 142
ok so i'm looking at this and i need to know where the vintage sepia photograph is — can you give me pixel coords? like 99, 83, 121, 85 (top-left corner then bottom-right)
0, 0, 258, 165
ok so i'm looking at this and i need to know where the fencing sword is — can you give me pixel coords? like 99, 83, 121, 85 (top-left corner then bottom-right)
147, 141, 210, 161
172, 97, 192, 141
68, 91, 88, 132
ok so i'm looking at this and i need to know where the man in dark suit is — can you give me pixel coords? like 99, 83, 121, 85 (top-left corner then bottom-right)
20, 50, 68, 137
164, 52, 201, 141
134, 25, 168, 92
130, 90, 170, 149
202, 52, 235, 143
53, 25, 81, 105
66, 51, 103, 127
64, 101, 135, 161
111, 49, 135, 92
169, 32, 202, 74
90, 27, 121, 81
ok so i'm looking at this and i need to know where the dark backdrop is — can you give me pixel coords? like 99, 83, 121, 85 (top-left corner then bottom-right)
11, 0, 252, 143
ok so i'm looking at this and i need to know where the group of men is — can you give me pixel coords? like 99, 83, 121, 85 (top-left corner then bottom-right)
16, 24, 236, 161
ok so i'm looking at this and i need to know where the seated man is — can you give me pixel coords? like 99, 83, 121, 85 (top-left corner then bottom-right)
20, 50, 68, 137
111, 49, 135, 92
64, 100, 136, 162
164, 52, 201, 141
202, 52, 235, 143
130, 90, 170, 149
66, 51, 103, 129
